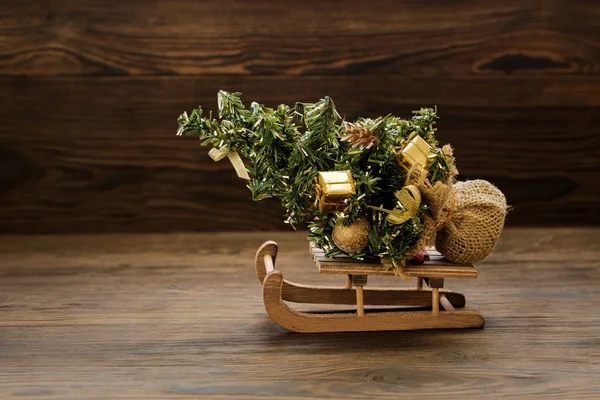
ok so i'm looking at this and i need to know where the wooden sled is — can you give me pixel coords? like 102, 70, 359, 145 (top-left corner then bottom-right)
255, 240, 484, 333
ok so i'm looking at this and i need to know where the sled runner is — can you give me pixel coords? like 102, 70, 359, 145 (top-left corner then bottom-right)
255, 241, 484, 333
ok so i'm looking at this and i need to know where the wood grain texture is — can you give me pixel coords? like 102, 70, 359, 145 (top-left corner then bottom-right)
1, 0, 598, 77
0, 228, 599, 398
0, 0, 599, 233
1, 77, 599, 233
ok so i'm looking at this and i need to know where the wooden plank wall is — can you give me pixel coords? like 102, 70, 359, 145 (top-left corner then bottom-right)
0, 0, 598, 233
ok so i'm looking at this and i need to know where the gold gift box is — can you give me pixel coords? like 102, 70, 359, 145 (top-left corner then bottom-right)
315, 170, 356, 213
399, 135, 433, 169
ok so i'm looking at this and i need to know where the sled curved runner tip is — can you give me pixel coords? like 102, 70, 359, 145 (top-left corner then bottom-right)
255, 241, 484, 333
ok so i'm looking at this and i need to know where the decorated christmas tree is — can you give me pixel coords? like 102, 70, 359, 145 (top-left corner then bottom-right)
177, 91, 507, 276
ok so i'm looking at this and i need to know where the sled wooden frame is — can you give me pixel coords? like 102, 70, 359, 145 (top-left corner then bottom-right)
255, 240, 485, 333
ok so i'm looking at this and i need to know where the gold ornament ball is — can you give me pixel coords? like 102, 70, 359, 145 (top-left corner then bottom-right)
332, 217, 370, 254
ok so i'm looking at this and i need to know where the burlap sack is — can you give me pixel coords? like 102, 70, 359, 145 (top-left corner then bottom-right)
435, 180, 507, 263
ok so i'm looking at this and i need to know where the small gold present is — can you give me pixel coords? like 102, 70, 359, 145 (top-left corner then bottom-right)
315, 170, 356, 213
398, 134, 434, 169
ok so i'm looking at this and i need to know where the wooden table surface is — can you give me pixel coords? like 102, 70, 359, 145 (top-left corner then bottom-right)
0, 228, 599, 399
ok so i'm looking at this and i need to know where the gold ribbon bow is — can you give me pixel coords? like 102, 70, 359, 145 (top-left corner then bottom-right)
208, 147, 251, 180
370, 185, 421, 225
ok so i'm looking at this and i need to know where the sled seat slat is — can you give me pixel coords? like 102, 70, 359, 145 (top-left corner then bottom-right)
311, 247, 478, 279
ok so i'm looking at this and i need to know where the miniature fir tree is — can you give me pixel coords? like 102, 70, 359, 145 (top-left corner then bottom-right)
177, 91, 456, 271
